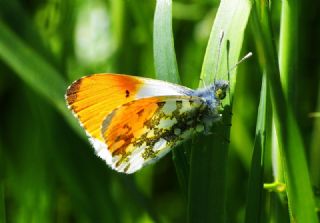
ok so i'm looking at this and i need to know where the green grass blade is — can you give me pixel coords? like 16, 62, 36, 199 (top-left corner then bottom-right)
0, 20, 83, 137
200, 0, 251, 93
245, 74, 268, 223
279, 0, 299, 104
188, 0, 252, 222
153, 0, 189, 193
153, 0, 180, 83
251, 1, 319, 222
0, 21, 65, 111
187, 107, 232, 223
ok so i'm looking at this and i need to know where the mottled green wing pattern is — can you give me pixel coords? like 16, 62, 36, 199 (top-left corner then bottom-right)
100, 95, 210, 173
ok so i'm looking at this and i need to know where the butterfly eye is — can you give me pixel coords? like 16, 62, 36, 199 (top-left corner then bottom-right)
215, 88, 226, 100
214, 81, 229, 100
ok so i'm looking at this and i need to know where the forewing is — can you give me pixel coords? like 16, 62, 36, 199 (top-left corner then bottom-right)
98, 95, 208, 173
65, 73, 193, 141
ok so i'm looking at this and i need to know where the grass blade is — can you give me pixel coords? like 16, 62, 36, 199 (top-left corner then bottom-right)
200, 0, 251, 93
251, 1, 319, 222
153, 0, 189, 193
245, 74, 269, 223
0, 20, 83, 137
279, 0, 299, 104
188, 0, 252, 222
153, 0, 180, 83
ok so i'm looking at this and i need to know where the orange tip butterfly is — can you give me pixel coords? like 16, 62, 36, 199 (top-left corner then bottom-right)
65, 74, 229, 173
65, 46, 252, 174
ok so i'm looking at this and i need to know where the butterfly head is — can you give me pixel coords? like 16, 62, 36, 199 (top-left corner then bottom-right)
213, 80, 229, 100
192, 80, 229, 110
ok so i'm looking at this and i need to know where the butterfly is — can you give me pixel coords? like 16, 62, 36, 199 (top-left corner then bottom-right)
65, 73, 229, 174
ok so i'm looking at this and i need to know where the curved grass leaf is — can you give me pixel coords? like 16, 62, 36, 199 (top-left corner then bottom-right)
251, 1, 319, 222
153, 0, 190, 194
245, 74, 269, 223
200, 0, 252, 93
188, 0, 252, 222
153, 0, 180, 83
0, 20, 83, 137
279, 0, 299, 103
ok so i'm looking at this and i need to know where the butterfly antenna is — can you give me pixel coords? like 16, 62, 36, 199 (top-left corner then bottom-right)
226, 52, 252, 104
214, 30, 225, 83
227, 52, 253, 74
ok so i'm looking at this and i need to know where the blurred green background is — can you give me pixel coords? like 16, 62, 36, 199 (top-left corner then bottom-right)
0, 0, 320, 222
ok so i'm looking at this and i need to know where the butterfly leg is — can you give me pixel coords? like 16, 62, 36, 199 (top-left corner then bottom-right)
202, 113, 222, 135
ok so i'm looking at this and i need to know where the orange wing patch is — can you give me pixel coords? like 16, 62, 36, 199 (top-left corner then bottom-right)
102, 97, 161, 155
65, 74, 143, 140
100, 96, 209, 173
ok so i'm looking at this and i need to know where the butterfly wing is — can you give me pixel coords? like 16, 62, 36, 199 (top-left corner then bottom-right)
65, 73, 193, 142
95, 95, 209, 173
